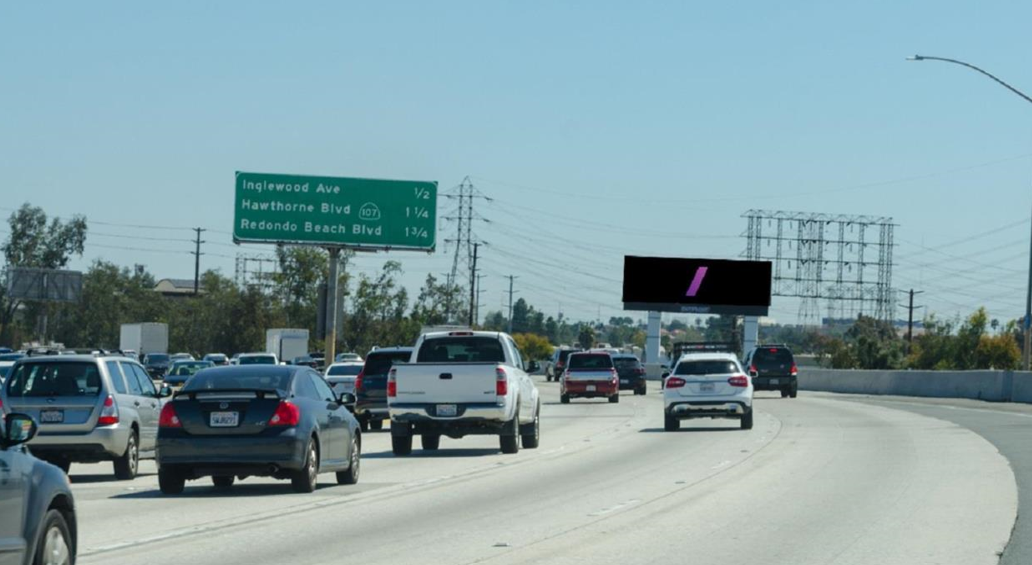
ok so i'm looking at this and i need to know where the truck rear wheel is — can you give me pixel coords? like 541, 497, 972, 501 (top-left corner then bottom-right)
560, 394, 570, 404
520, 404, 540, 449
421, 434, 440, 451
392, 434, 413, 456
370, 418, 384, 431
608, 394, 620, 404
500, 414, 520, 454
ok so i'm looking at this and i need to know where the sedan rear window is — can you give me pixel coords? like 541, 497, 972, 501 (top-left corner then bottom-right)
363, 351, 412, 376
675, 360, 741, 376
613, 357, 641, 370
182, 371, 291, 393
417, 337, 505, 363
239, 355, 277, 365
6, 362, 103, 397
568, 354, 614, 369
326, 365, 362, 376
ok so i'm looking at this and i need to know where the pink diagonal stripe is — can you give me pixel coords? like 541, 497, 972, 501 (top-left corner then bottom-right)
686, 266, 708, 297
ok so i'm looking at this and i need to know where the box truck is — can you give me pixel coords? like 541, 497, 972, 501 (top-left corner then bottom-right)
120, 323, 169, 357
266, 329, 309, 364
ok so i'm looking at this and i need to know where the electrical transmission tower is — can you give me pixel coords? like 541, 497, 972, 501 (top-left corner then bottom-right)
443, 176, 491, 322
743, 210, 896, 325
234, 253, 280, 290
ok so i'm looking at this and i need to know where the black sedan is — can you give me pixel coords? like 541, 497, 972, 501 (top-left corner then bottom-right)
155, 365, 361, 494
0, 412, 77, 565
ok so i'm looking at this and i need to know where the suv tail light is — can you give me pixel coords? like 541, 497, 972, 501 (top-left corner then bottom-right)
728, 375, 749, 387
665, 377, 686, 389
749, 364, 758, 373
790, 363, 798, 376
268, 401, 301, 427
636, 367, 646, 375
355, 370, 365, 393
158, 402, 181, 428
387, 368, 397, 398
496, 366, 508, 396
610, 368, 618, 382
97, 395, 119, 426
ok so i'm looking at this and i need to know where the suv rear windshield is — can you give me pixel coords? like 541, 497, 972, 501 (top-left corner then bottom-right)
557, 349, 580, 364
675, 360, 740, 375
239, 355, 277, 365
364, 351, 412, 375
6, 362, 103, 397
613, 357, 641, 370
182, 372, 291, 393
568, 354, 613, 370
753, 348, 794, 364
417, 337, 505, 363
145, 354, 170, 364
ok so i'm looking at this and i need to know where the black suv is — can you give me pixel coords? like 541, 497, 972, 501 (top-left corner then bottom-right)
355, 347, 413, 431
743, 345, 798, 398
547, 348, 582, 382
611, 354, 647, 395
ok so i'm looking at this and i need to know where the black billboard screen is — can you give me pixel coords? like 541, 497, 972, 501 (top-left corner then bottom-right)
622, 256, 771, 315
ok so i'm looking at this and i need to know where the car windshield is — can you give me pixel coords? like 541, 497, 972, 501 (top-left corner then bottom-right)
0, 365, 12, 379
613, 357, 641, 370
170, 362, 212, 376
675, 360, 741, 376
6, 362, 103, 397
327, 364, 362, 376
568, 354, 613, 370
239, 355, 277, 365
205, 354, 227, 362
181, 371, 291, 393
364, 351, 412, 375
146, 354, 170, 364
417, 337, 505, 363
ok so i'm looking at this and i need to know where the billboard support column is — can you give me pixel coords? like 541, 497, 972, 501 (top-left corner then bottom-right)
646, 310, 661, 366
743, 316, 759, 357
325, 247, 340, 363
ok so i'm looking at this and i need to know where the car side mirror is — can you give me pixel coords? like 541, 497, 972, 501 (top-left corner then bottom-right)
159, 385, 174, 398
2, 413, 37, 448
338, 392, 356, 410
661, 372, 671, 380
748, 370, 758, 378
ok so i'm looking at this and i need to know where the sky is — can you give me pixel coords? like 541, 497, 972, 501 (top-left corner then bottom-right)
3, 1, 1032, 327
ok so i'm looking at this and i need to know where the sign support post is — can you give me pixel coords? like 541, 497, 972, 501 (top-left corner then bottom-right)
325, 247, 341, 363
743, 316, 759, 356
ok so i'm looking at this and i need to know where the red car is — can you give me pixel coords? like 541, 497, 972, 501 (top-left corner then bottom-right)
560, 352, 619, 404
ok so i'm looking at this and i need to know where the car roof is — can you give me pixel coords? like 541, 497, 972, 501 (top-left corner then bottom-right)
18, 354, 110, 364
238, 352, 276, 357
677, 352, 740, 362
610, 353, 638, 359
198, 365, 298, 378
422, 331, 502, 339
367, 346, 413, 354
328, 362, 364, 367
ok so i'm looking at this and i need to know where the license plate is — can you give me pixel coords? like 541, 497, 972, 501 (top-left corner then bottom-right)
40, 410, 64, 424
770, 379, 779, 385
620, 379, 629, 384
700, 382, 715, 392
586, 385, 596, 392
210, 411, 239, 427
437, 404, 457, 417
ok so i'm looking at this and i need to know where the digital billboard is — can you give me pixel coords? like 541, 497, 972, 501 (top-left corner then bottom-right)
622, 256, 772, 315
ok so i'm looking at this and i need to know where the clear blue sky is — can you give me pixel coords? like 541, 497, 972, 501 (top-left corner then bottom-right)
3, 1, 1031, 326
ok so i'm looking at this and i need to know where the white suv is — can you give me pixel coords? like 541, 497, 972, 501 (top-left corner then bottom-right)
663, 353, 754, 431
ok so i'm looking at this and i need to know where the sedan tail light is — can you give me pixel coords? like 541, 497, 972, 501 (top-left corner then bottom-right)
355, 370, 365, 393
97, 395, 119, 426
268, 401, 301, 427
496, 366, 508, 396
387, 368, 397, 398
665, 377, 687, 389
158, 403, 181, 428
728, 375, 749, 387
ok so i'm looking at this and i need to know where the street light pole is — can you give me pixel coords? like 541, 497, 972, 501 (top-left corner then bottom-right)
907, 54, 1032, 370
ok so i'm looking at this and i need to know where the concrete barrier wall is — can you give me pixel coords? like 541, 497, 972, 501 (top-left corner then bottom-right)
799, 368, 1032, 404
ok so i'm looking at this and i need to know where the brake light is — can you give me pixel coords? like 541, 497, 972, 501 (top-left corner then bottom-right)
769, 348, 778, 353
496, 366, 508, 396
728, 375, 749, 387
610, 368, 618, 382
790, 363, 798, 376
97, 395, 119, 426
387, 368, 397, 398
268, 401, 301, 427
636, 367, 646, 375
665, 377, 686, 389
355, 370, 365, 393
158, 402, 181, 428
448, 331, 473, 336
749, 364, 758, 373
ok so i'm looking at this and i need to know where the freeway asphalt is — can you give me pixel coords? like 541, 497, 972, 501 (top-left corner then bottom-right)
63, 380, 1017, 565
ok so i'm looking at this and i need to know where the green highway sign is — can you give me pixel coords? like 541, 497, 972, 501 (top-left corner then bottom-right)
233, 171, 437, 251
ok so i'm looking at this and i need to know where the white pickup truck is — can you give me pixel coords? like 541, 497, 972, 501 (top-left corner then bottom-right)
387, 331, 541, 455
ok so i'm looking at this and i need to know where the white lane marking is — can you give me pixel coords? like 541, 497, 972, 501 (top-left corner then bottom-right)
588, 499, 640, 517
710, 460, 731, 470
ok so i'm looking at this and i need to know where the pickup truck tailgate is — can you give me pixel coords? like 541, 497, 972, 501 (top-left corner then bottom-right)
394, 363, 497, 404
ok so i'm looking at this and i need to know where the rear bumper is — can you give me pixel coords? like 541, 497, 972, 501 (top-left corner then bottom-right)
563, 380, 619, 397
666, 400, 750, 419
156, 429, 306, 472
617, 375, 646, 390
356, 390, 387, 418
390, 403, 510, 436
28, 425, 131, 461
752, 375, 797, 391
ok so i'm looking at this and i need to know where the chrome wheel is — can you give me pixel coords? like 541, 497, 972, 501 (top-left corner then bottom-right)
306, 443, 318, 485
42, 524, 71, 565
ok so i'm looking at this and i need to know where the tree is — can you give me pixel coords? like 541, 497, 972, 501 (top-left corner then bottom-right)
544, 316, 559, 344
273, 246, 329, 329
411, 274, 463, 327
577, 325, 596, 349
343, 261, 414, 354
1, 204, 88, 344
511, 298, 530, 333
481, 311, 506, 332
513, 333, 553, 362
975, 333, 1020, 370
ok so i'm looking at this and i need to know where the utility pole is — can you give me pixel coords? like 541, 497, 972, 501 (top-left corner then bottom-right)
506, 275, 518, 334
191, 227, 206, 295
325, 247, 341, 362
475, 273, 486, 327
899, 289, 925, 353
468, 242, 479, 327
